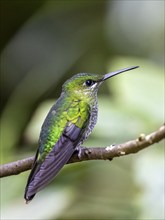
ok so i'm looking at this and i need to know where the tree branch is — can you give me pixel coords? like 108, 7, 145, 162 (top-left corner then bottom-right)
0, 124, 165, 178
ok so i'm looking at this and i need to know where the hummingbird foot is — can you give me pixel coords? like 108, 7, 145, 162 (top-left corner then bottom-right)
76, 146, 92, 160
76, 146, 84, 159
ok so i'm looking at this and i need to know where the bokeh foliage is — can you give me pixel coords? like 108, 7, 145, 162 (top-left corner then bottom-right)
0, 1, 164, 219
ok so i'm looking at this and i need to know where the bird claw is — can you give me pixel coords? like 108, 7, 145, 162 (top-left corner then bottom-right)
77, 146, 84, 159
76, 146, 91, 159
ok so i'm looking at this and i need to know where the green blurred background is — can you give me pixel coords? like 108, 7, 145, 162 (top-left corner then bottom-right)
0, 1, 164, 219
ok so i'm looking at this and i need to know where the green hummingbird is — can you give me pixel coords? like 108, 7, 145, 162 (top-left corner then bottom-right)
24, 66, 138, 203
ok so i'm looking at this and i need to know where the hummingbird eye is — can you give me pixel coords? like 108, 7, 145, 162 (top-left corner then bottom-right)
85, 79, 95, 87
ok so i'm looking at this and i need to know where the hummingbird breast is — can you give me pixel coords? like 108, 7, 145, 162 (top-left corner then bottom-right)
80, 98, 98, 144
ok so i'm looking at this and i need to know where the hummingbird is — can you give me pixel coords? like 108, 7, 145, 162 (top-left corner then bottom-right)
24, 66, 139, 203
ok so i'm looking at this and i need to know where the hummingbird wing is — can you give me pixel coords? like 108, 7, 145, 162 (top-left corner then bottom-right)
24, 117, 89, 202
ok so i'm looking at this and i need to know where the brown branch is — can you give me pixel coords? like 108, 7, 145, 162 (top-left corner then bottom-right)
0, 124, 165, 178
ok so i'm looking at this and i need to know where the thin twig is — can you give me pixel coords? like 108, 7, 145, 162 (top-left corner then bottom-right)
0, 124, 164, 178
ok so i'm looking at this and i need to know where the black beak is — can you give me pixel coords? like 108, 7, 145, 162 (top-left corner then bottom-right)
102, 66, 139, 81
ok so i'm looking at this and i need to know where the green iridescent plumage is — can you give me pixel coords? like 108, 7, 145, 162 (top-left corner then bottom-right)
38, 98, 90, 162
24, 66, 139, 203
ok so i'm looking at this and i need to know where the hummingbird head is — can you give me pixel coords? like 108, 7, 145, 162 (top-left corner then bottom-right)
63, 73, 103, 97
62, 66, 139, 101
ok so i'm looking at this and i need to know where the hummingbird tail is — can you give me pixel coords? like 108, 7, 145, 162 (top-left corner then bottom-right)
25, 194, 35, 204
